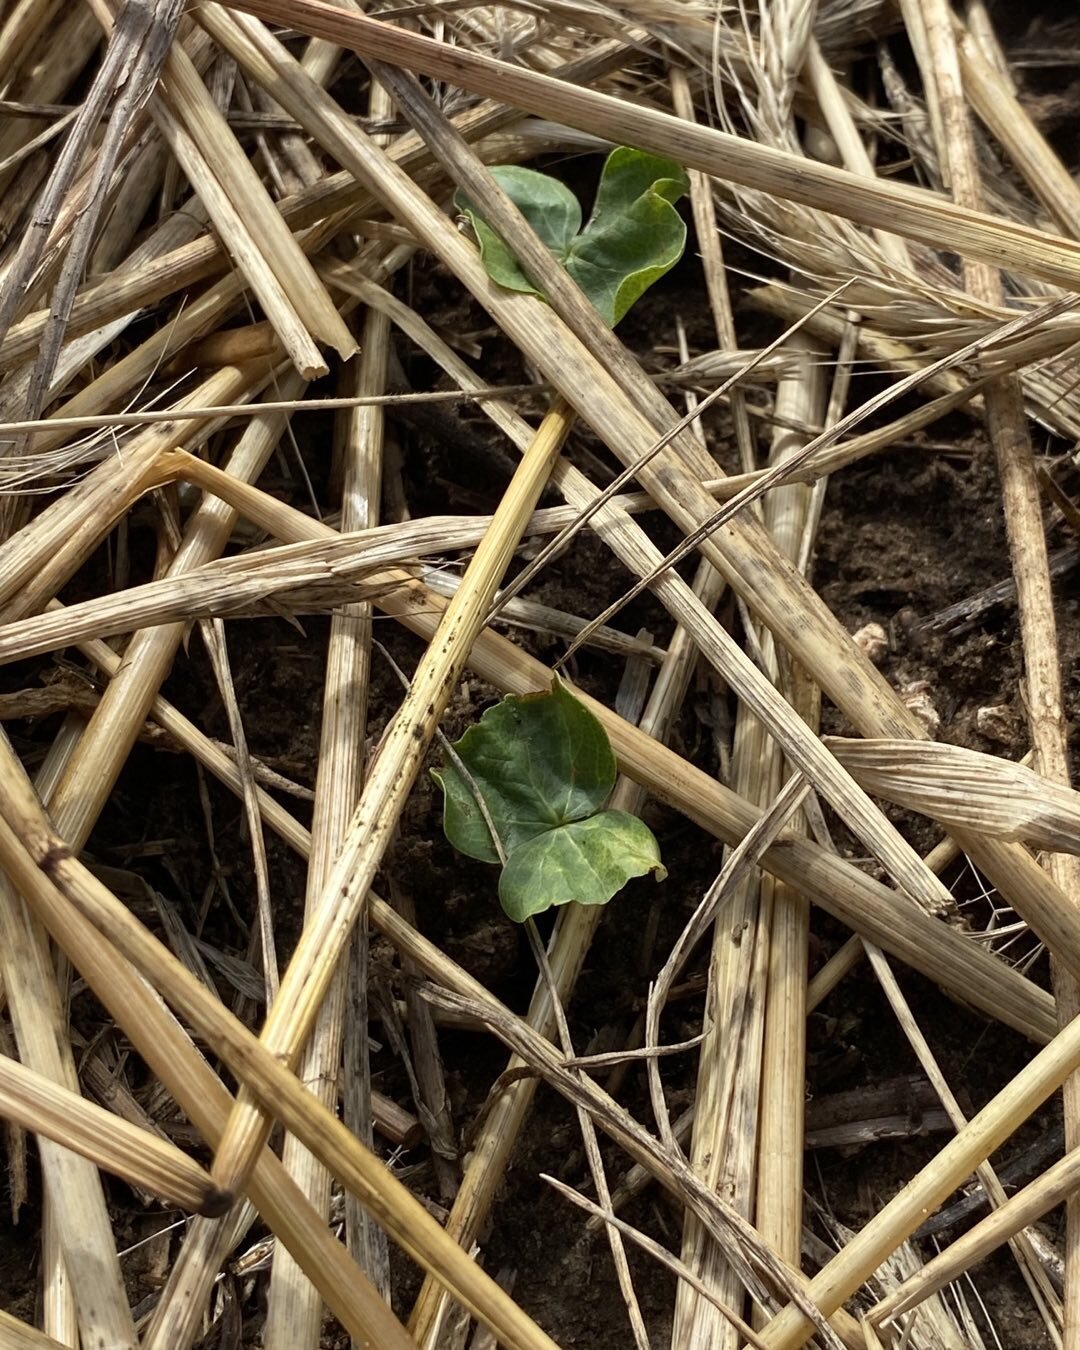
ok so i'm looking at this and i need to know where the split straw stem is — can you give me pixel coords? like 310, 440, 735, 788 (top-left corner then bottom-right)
207, 397, 572, 1196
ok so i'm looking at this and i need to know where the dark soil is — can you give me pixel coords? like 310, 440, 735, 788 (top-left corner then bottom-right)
4, 9, 1080, 1347
5, 309, 1076, 1348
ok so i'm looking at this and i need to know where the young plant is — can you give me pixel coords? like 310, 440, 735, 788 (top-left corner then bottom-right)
433, 679, 666, 922
454, 146, 690, 325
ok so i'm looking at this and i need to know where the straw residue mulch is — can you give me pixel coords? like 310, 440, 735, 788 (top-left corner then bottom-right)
0, 0, 1079, 1347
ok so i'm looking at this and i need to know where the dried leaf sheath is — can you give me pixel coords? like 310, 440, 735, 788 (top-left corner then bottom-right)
827, 738, 1080, 855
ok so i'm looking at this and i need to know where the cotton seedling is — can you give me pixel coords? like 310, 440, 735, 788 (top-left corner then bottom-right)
433, 679, 665, 921
454, 146, 690, 326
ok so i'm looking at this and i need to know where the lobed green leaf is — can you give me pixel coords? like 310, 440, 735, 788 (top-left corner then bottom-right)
455, 148, 689, 325
454, 165, 581, 297
432, 678, 616, 863
498, 810, 667, 922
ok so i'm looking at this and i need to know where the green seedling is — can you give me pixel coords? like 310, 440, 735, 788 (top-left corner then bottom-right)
433, 679, 666, 922
454, 146, 690, 325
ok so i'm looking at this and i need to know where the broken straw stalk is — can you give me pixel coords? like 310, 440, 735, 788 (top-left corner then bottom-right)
190, 10, 1080, 1205
4, 5, 1074, 1344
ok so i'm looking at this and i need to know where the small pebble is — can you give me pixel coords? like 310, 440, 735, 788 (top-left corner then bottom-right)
853, 621, 889, 665
899, 680, 941, 738
976, 703, 1016, 745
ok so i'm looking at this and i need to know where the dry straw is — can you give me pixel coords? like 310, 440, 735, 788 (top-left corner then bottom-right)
3, 1, 1080, 1344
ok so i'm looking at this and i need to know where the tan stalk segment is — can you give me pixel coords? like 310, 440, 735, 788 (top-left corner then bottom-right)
824, 738, 1080, 853
915, 3, 1080, 1344
216, 0, 1080, 290
669, 66, 756, 476
870, 1142, 1080, 1329
164, 459, 1057, 1046
0, 1307, 67, 1350
183, 12, 1080, 995
0, 738, 854, 1347
264, 302, 396, 1346
0, 760, 560, 1350
669, 38, 824, 1307
0, 1052, 226, 1214
0, 522, 546, 658
674, 698, 778, 1342
755, 339, 828, 1271
676, 335, 825, 1339
206, 393, 571, 1192
0, 674, 136, 1350
956, 16, 1080, 238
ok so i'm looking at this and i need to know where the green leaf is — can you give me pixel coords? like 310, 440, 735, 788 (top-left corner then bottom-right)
432, 678, 616, 864
584, 147, 691, 226
454, 148, 689, 325
498, 810, 667, 922
566, 147, 689, 325
454, 165, 581, 297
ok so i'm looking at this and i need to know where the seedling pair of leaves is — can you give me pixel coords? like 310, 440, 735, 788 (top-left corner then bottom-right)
437, 151, 681, 919
433, 680, 666, 922
454, 146, 690, 326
